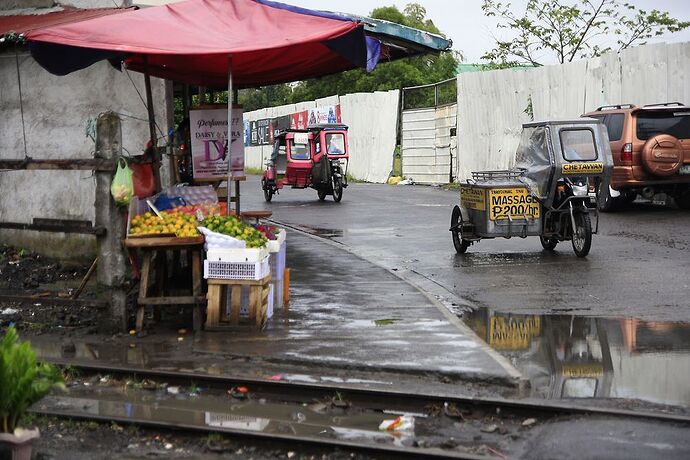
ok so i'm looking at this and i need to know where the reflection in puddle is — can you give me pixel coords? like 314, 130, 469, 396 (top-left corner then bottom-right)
40, 391, 413, 446
205, 412, 270, 431
463, 309, 690, 405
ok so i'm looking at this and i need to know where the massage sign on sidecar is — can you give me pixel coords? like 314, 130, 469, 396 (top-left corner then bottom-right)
262, 124, 349, 202
450, 119, 613, 258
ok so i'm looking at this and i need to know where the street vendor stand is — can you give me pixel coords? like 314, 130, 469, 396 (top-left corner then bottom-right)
125, 235, 205, 332
25, 0, 451, 332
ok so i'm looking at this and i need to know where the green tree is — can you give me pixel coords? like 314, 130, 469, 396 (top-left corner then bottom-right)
238, 84, 292, 112
287, 3, 459, 105
482, 0, 690, 67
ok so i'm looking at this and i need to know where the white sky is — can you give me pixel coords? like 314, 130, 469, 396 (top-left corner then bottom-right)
287, 0, 690, 63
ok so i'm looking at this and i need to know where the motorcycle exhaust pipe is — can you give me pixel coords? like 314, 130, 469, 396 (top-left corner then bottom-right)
641, 187, 655, 199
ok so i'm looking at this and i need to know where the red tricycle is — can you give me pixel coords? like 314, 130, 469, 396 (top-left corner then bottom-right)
261, 124, 349, 202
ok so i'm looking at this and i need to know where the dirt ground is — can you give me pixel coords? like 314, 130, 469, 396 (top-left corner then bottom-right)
0, 245, 137, 335
28, 414, 366, 460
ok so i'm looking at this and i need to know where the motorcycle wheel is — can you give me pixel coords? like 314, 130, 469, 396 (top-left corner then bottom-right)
332, 177, 343, 202
317, 189, 327, 201
571, 212, 592, 258
262, 182, 273, 202
451, 205, 470, 254
539, 235, 558, 250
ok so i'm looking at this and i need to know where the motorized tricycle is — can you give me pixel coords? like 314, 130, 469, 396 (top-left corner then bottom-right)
261, 124, 349, 202
450, 119, 613, 257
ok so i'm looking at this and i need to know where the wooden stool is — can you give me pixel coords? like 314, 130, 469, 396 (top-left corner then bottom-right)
206, 275, 271, 330
241, 210, 273, 225
124, 236, 205, 333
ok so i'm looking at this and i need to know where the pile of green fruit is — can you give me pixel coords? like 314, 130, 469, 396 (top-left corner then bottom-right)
202, 215, 269, 248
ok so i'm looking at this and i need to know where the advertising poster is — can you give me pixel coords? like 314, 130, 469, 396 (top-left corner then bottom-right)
308, 105, 340, 125
190, 106, 244, 179
290, 110, 308, 130
245, 105, 342, 147
249, 119, 271, 146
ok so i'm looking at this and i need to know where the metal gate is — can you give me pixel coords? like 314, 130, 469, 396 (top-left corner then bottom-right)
401, 78, 457, 184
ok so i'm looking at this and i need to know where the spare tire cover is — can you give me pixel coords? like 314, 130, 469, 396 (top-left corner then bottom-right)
641, 134, 683, 177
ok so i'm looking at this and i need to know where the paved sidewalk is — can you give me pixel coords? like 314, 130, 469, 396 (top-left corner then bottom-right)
30, 230, 522, 388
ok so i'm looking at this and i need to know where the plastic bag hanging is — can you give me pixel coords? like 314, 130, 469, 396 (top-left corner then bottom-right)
110, 157, 134, 205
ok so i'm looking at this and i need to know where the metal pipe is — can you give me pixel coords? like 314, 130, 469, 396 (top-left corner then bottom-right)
142, 55, 161, 192
226, 57, 234, 216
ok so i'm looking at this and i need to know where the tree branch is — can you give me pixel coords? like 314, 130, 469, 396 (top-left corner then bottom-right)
568, 0, 607, 61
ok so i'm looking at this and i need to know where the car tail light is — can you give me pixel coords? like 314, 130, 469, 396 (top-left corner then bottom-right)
621, 143, 632, 162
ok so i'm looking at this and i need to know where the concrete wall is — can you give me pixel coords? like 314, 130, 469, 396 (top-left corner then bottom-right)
243, 90, 399, 183
456, 41, 690, 181
0, 51, 169, 258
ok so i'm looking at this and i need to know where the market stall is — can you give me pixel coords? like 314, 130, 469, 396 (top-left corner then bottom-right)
24, 0, 451, 332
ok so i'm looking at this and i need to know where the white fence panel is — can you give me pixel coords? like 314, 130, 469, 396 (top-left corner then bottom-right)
456, 41, 690, 182
242, 90, 398, 183
401, 104, 458, 184
340, 90, 399, 183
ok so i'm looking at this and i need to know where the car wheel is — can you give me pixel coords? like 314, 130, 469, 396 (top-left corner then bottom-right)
571, 212, 592, 258
597, 181, 619, 212
622, 192, 637, 204
674, 190, 690, 210
540, 235, 558, 251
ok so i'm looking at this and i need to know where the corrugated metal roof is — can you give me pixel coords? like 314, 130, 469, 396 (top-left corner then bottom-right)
0, 6, 130, 38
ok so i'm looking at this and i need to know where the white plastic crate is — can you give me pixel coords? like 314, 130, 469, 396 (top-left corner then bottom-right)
207, 247, 269, 263
269, 241, 286, 281
272, 278, 284, 311
267, 283, 274, 319
204, 256, 270, 280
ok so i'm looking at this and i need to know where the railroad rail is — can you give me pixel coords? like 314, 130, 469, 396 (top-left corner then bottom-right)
30, 362, 690, 460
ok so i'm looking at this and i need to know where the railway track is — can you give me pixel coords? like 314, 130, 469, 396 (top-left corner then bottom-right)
31, 362, 690, 460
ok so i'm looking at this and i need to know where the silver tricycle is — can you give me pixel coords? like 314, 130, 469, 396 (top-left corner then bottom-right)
450, 119, 613, 257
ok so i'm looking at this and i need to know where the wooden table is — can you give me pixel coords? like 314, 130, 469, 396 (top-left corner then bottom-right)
240, 210, 273, 224
124, 235, 205, 333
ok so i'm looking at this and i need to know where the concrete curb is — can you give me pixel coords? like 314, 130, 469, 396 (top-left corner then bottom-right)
270, 219, 528, 390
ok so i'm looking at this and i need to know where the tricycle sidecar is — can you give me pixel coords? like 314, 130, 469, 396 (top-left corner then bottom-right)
261, 124, 349, 202
450, 119, 613, 257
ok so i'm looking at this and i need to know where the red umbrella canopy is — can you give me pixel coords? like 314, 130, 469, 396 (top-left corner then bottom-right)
25, 0, 371, 88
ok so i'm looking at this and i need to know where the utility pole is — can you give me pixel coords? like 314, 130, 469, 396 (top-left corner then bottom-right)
94, 112, 128, 332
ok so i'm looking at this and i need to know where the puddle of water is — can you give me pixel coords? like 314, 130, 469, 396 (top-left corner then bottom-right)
462, 308, 690, 406
298, 226, 344, 238
40, 388, 414, 445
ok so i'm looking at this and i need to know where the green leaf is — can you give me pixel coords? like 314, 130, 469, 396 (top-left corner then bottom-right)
0, 326, 64, 433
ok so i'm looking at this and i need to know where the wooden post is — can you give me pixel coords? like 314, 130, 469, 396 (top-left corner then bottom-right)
94, 112, 128, 332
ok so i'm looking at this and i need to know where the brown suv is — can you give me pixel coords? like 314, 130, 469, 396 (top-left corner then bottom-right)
582, 103, 690, 211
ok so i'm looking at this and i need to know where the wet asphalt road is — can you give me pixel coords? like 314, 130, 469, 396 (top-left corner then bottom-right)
242, 176, 690, 323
